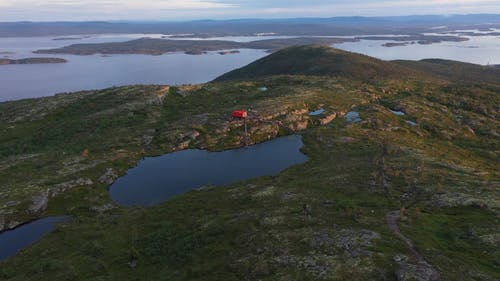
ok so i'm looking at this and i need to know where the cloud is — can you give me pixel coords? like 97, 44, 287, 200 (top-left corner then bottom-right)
0, 0, 499, 21
0, 0, 237, 10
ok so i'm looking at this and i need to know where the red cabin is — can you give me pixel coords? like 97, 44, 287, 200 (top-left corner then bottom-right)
232, 110, 248, 118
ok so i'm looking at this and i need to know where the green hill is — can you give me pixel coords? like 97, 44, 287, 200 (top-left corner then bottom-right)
214, 45, 424, 82
0, 48, 499, 281
395, 58, 500, 85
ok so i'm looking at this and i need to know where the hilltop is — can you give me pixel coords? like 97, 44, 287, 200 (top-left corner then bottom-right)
216, 45, 500, 85
215, 45, 425, 82
0, 46, 499, 281
395, 58, 500, 85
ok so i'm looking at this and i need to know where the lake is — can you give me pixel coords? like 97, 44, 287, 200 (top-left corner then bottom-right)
0, 33, 269, 101
110, 135, 309, 207
1, 31, 500, 101
0, 216, 69, 261
334, 31, 500, 65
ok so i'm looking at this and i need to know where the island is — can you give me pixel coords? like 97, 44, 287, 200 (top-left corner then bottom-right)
0, 57, 67, 65
52, 37, 84, 41
382, 42, 410, 47
32, 34, 471, 56
357, 34, 469, 45
218, 50, 241, 55
33, 37, 357, 55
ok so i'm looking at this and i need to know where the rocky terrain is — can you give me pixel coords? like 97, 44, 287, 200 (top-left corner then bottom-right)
0, 46, 498, 281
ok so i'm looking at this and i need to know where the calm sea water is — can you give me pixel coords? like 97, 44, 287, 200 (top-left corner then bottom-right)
1, 31, 499, 101
110, 135, 309, 207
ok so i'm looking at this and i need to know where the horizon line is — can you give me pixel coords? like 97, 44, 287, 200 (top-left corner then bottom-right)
2, 13, 500, 24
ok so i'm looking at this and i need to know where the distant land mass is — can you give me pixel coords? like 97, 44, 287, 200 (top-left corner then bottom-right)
0, 57, 67, 65
52, 37, 88, 41
34, 37, 356, 55
1, 14, 500, 37
33, 34, 469, 56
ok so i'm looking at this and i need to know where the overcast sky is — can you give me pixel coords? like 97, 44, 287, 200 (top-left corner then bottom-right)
1, 0, 500, 21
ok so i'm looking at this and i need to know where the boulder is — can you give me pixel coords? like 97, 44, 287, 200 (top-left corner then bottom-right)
98, 168, 119, 185
28, 192, 49, 214
479, 233, 500, 247
90, 204, 116, 214
187, 130, 200, 140
320, 113, 337, 125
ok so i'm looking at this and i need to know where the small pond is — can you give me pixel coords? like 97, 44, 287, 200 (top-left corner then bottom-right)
0, 216, 70, 261
346, 111, 362, 123
110, 135, 309, 206
390, 109, 406, 116
309, 108, 326, 116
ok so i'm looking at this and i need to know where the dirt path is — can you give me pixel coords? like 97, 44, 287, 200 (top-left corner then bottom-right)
386, 210, 441, 281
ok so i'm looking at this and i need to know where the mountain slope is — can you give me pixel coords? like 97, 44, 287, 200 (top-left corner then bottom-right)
214, 45, 425, 82
1, 48, 499, 281
395, 58, 500, 85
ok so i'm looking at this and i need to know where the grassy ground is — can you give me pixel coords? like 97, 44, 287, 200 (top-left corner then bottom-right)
0, 74, 498, 280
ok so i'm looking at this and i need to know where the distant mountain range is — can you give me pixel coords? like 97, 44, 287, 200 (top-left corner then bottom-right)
1, 14, 500, 37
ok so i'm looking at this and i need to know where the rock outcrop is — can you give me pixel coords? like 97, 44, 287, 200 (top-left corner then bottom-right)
98, 168, 119, 185
28, 192, 49, 215
394, 255, 441, 281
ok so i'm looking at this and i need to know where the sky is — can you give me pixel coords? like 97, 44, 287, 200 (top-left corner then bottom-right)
0, 0, 500, 21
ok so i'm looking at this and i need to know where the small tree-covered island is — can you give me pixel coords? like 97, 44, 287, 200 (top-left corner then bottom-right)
0, 46, 499, 280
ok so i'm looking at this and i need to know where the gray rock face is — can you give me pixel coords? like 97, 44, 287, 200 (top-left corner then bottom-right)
187, 130, 200, 140
8, 221, 20, 229
54, 178, 94, 194
431, 192, 489, 209
311, 228, 381, 257
479, 233, 500, 247
28, 192, 49, 215
98, 168, 119, 185
394, 255, 441, 281
90, 203, 116, 214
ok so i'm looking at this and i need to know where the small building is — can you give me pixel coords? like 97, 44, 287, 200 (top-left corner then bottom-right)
232, 110, 248, 118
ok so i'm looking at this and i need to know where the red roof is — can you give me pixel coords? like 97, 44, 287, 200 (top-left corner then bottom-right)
232, 110, 248, 118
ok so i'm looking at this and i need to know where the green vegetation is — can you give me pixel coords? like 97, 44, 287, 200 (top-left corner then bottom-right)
0, 58, 67, 65
34, 37, 353, 56
0, 46, 498, 280
395, 58, 500, 85
214, 45, 426, 82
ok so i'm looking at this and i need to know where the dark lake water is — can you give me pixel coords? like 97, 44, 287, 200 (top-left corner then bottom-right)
110, 135, 309, 206
0, 216, 69, 261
